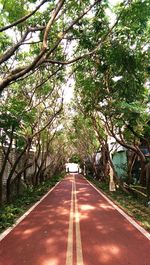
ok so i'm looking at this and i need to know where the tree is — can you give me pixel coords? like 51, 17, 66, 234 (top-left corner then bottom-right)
0, 0, 107, 92
0, 69, 64, 202
73, 0, 150, 192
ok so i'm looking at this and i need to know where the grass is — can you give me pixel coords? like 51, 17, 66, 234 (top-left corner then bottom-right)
0, 174, 63, 234
87, 176, 150, 233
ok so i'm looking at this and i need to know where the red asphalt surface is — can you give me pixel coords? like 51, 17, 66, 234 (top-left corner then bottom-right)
0, 174, 150, 265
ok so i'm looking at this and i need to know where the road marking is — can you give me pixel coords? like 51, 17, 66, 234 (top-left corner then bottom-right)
66, 175, 84, 265
66, 182, 74, 265
84, 177, 150, 241
74, 176, 84, 265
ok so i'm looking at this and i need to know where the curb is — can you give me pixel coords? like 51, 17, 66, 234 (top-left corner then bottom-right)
0, 180, 61, 241
83, 176, 150, 241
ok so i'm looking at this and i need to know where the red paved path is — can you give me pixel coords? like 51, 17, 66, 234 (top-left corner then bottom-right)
0, 174, 150, 265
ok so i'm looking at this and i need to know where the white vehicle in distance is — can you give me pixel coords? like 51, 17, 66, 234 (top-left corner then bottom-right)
65, 163, 81, 173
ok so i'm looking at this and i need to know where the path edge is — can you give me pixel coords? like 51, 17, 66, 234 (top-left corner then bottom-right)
0, 180, 62, 241
83, 176, 150, 241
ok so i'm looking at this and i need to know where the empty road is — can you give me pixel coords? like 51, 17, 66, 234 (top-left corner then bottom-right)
0, 174, 150, 265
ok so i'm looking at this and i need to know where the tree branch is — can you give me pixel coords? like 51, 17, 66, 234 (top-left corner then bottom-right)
0, 0, 48, 32
42, 0, 65, 50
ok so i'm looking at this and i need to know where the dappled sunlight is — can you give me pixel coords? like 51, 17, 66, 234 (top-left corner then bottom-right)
21, 228, 38, 240
98, 203, 114, 210
45, 238, 55, 244
1, 175, 150, 265
47, 220, 55, 225
80, 204, 95, 211
53, 206, 69, 216
100, 244, 120, 255
13, 227, 39, 239
94, 244, 121, 264
23, 228, 38, 235
77, 187, 87, 192
96, 224, 104, 230
41, 257, 59, 265
0, 177, 72, 265
80, 212, 89, 220
74, 176, 150, 265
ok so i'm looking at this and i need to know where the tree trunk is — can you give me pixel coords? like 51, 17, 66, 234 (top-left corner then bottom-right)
6, 177, 11, 203
6, 142, 29, 202
16, 175, 22, 196
0, 127, 14, 204
32, 138, 41, 186
127, 152, 136, 184
102, 141, 110, 180
106, 123, 146, 186
0, 176, 3, 205
146, 162, 150, 201
135, 147, 146, 186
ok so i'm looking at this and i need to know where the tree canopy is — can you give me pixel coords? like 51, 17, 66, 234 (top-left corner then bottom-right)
0, 0, 150, 202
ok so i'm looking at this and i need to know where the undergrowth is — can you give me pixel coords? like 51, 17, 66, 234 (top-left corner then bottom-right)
0, 174, 63, 233
87, 176, 150, 233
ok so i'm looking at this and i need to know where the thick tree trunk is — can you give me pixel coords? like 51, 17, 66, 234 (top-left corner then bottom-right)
16, 175, 22, 196
146, 162, 150, 201
92, 155, 98, 179
0, 128, 14, 204
102, 141, 110, 179
140, 160, 146, 186
135, 147, 146, 186
0, 176, 3, 205
6, 142, 30, 202
127, 152, 136, 184
32, 138, 41, 186
6, 177, 11, 203
36, 150, 50, 184
13, 162, 33, 196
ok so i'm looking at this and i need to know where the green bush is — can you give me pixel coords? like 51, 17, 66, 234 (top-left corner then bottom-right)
87, 176, 150, 232
0, 174, 63, 233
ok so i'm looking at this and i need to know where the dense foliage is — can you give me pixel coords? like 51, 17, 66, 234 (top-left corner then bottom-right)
0, 0, 150, 207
